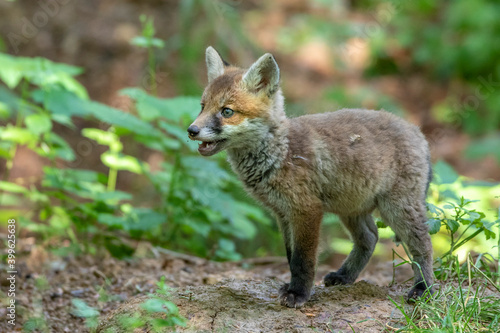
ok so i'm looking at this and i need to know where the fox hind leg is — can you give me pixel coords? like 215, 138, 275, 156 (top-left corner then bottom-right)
379, 199, 434, 300
324, 214, 378, 286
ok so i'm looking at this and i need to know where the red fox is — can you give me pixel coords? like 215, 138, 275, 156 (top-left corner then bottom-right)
188, 47, 434, 308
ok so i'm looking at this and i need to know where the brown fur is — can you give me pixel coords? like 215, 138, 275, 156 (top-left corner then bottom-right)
189, 47, 434, 308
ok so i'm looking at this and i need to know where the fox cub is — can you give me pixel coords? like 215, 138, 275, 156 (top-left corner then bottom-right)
188, 47, 434, 308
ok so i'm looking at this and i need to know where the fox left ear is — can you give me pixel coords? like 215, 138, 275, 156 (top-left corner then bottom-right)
242, 53, 280, 96
206, 46, 229, 83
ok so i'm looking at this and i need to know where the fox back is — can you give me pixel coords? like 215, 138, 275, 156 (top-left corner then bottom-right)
188, 47, 434, 308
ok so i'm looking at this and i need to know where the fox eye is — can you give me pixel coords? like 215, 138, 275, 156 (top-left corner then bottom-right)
221, 107, 234, 118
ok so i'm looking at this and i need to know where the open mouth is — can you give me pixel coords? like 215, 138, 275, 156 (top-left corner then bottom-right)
198, 139, 227, 156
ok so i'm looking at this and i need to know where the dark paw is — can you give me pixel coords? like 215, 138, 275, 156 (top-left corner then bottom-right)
324, 271, 354, 286
407, 282, 434, 302
278, 283, 310, 308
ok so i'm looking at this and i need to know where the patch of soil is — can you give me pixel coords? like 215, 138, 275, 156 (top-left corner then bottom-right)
0, 242, 414, 332
98, 279, 405, 333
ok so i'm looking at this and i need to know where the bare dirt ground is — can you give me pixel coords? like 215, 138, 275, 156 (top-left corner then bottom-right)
0, 242, 416, 332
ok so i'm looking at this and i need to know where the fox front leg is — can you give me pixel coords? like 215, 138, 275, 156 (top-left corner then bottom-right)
278, 209, 322, 308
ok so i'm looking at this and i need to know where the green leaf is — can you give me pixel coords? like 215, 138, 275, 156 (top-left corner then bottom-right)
141, 299, 168, 314
427, 202, 444, 215
426, 218, 442, 234
215, 238, 241, 261
97, 214, 123, 228
103, 237, 135, 259
0, 125, 38, 145
101, 152, 143, 174
0, 53, 86, 96
0, 101, 11, 119
130, 36, 165, 49
126, 208, 166, 231
98, 209, 166, 232
82, 128, 123, 152
41, 132, 75, 161
446, 218, 460, 233
25, 113, 52, 135
50, 114, 75, 129
71, 299, 99, 318
49, 207, 71, 229
36, 89, 160, 137
94, 191, 132, 202
120, 88, 201, 123
0, 181, 28, 194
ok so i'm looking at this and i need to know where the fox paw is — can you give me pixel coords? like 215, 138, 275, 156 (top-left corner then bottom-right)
324, 271, 355, 286
278, 283, 309, 308
407, 282, 434, 303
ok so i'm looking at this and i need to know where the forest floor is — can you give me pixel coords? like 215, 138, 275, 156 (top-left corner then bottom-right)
1, 240, 419, 333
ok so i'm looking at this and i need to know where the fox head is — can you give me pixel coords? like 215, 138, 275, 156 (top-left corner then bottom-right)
187, 47, 285, 156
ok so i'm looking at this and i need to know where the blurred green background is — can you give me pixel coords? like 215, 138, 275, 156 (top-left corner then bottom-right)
0, 0, 499, 265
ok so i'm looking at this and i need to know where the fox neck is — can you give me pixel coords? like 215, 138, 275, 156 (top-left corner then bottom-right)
226, 90, 289, 188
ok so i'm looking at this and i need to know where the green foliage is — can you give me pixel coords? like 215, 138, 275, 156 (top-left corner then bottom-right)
427, 197, 497, 281
366, 0, 500, 153
0, 52, 270, 260
140, 276, 187, 330
71, 299, 100, 332
110, 277, 186, 333
390, 263, 500, 332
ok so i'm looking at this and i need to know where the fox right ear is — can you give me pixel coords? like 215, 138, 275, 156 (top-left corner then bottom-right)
206, 46, 228, 83
242, 53, 280, 96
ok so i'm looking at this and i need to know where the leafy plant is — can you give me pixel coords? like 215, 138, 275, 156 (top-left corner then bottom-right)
427, 197, 497, 281
0, 51, 271, 260
130, 14, 165, 96
366, 0, 500, 158
71, 299, 100, 332
140, 276, 187, 330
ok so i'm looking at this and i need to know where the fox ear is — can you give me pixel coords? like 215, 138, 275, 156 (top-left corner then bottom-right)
206, 46, 229, 83
242, 53, 280, 96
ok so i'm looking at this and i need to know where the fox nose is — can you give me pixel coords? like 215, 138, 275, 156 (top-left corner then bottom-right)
187, 125, 200, 137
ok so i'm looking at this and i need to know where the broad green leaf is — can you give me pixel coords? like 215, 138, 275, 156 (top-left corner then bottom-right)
126, 208, 166, 231
49, 207, 71, 229
94, 191, 132, 202
25, 113, 52, 135
99, 209, 166, 232
141, 299, 168, 314
0, 53, 86, 97
446, 218, 460, 233
97, 214, 123, 228
120, 88, 200, 122
0, 101, 10, 119
50, 114, 75, 129
0, 125, 38, 145
36, 89, 160, 136
427, 202, 444, 215
426, 218, 442, 234
101, 152, 143, 174
0, 181, 28, 194
82, 128, 122, 152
